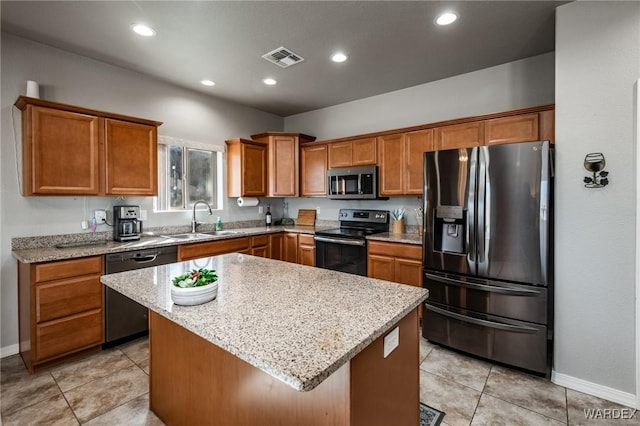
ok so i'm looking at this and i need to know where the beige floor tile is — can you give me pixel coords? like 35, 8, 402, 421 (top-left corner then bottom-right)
566, 389, 638, 425
420, 369, 481, 426
483, 366, 567, 423
1, 393, 78, 426
137, 357, 150, 375
118, 337, 149, 364
420, 346, 491, 392
64, 364, 149, 423
0, 355, 29, 385
472, 394, 566, 425
50, 349, 135, 392
83, 393, 164, 426
419, 337, 436, 363
0, 367, 61, 415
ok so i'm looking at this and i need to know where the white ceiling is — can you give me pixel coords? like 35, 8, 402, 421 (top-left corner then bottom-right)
0, 1, 566, 117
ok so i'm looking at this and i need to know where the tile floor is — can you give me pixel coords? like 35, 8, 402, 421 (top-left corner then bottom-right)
1, 336, 637, 425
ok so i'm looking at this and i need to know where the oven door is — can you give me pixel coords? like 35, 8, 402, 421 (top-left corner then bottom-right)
314, 235, 367, 276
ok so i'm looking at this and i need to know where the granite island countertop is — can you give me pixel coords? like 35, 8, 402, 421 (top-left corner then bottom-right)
100, 253, 428, 392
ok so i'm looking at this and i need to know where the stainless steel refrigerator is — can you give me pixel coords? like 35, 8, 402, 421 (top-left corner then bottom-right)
422, 141, 553, 376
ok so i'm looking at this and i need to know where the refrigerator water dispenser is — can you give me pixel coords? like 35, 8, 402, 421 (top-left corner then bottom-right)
433, 206, 465, 254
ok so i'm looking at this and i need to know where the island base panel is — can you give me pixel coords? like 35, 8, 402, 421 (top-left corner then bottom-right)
149, 312, 349, 426
149, 308, 419, 426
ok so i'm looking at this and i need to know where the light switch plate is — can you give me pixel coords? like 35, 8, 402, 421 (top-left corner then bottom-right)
383, 326, 399, 358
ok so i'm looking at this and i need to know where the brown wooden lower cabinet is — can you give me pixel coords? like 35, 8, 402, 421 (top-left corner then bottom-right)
269, 232, 284, 260
149, 308, 419, 425
368, 241, 423, 323
177, 237, 251, 261
284, 233, 299, 263
298, 234, 316, 266
283, 232, 315, 266
251, 235, 269, 258
18, 256, 104, 373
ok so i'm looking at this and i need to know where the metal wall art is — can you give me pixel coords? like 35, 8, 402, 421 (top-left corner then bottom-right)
583, 152, 609, 188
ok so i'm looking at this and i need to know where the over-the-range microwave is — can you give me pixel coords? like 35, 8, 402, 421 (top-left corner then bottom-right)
327, 165, 386, 200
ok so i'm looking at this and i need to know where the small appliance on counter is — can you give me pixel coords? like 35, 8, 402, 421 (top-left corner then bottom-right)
113, 205, 142, 242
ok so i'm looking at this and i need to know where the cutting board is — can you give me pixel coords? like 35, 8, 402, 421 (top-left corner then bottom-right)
296, 209, 316, 226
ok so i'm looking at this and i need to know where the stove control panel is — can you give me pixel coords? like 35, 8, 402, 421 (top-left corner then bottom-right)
338, 209, 389, 224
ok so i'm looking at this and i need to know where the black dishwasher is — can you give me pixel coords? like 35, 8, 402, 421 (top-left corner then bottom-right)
103, 245, 177, 348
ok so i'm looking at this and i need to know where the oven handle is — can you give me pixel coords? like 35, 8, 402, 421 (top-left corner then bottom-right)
314, 236, 366, 247
424, 304, 538, 333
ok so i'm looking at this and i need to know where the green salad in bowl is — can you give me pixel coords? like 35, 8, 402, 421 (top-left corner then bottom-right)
172, 268, 218, 288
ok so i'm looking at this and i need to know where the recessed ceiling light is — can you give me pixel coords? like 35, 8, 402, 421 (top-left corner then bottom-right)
435, 12, 458, 26
131, 23, 156, 37
331, 52, 348, 63
263, 78, 277, 86
200, 79, 215, 86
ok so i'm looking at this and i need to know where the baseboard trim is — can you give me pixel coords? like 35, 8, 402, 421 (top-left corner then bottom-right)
552, 371, 638, 409
0, 344, 19, 358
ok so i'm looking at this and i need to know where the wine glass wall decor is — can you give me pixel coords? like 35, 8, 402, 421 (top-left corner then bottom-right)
583, 153, 609, 188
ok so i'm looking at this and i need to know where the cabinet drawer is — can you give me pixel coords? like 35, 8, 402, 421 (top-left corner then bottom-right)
251, 234, 269, 247
35, 256, 102, 282
298, 234, 315, 246
178, 237, 250, 261
36, 275, 103, 323
368, 241, 422, 260
35, 309, 103, 361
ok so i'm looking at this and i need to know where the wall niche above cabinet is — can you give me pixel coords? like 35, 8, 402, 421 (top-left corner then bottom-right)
15, 96, 162, 196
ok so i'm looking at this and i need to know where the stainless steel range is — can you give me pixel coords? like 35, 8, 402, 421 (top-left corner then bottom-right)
314, 209, 389, 276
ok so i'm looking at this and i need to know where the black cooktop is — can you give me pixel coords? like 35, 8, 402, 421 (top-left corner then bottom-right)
315, 227, 385, 239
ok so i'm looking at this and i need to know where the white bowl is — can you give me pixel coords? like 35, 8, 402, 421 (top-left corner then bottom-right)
171, 282, 218, 306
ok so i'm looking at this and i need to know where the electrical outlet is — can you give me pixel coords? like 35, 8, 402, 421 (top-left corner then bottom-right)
316, 207, 321, 215
258, 206, 264, 214
383, 326, 399, 358
140, 209, 148, 220
94, 209, 107, 223
81, 220, 89, 230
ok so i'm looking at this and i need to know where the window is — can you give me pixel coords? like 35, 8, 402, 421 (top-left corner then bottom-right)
155, 136, 224, 211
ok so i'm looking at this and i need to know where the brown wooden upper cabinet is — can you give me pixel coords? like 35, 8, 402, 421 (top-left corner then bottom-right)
251, 132, 316, 197
104, 119, 158, 196
436, 121, 484, 150
15, 96, 161, 196
328, 137, 376, 168
300, 143, 328, 196
484, 113, 539, 146
225, 138, 267, 197
377, 129, 434, 196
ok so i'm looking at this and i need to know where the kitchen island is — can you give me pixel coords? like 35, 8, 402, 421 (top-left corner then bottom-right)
100, 253, 428, 426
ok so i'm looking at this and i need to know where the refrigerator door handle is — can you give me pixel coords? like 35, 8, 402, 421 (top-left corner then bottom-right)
539, 141, 550, 284
424, 304, 539, 333
467, 147, 478, 269
477, 147, 489, 274
424, 272, 544, 296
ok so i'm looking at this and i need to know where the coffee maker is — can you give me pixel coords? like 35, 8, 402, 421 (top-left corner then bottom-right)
113, 205, 142, 242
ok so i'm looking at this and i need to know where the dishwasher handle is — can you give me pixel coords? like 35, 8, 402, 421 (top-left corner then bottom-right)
132, 254, 158, 263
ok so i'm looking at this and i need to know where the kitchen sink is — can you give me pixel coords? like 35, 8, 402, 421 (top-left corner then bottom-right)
161, 233, 209, 240
161, 230, 239, 240
200, 230, 239, 236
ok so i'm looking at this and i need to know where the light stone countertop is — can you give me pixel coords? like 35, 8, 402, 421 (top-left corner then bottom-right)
100, 253, 428, 392
12, 225, 423, 263
368, 232, 423, 245
11, 226, 321, 263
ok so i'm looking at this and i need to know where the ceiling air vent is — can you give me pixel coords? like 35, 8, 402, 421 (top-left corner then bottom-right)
262, 46, 305, 68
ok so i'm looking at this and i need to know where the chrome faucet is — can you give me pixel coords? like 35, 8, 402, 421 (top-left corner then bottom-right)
191, 200, 213, 233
